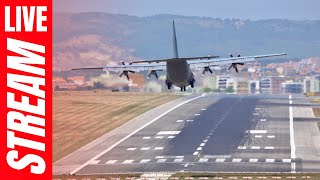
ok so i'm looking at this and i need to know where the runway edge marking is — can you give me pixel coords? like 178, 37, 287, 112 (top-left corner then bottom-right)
70, 93, 206, 175
289, 94, 296, 173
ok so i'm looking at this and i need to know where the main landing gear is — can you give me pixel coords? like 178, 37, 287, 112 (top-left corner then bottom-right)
165, 80, 172, 90
180, 86, 186, 91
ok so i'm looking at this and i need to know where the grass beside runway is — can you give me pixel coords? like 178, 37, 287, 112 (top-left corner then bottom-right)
313, 108, 320, 117
53, 91, 181, 162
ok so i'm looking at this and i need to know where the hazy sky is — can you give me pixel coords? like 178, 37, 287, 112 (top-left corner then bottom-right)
54, 0, 320, 20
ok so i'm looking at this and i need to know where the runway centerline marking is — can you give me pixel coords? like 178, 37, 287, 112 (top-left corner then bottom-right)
155, 136, 164, 139
195, 113, 201, 116
140, 147, 150, 151
127, 148, 136, 151
70, 94, 205, 174
142, 136, 151, 139
168, 136, 175, 139
289, 94, 296, 173
176, 120, 184, 123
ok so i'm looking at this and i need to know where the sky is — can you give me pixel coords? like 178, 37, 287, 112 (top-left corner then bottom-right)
53, 0, 320, 20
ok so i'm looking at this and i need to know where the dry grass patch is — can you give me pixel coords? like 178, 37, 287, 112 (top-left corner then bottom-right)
313, 108, 320, 117
53, 91, 181, 162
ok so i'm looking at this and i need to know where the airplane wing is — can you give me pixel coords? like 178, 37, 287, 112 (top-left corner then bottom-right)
188, 53, 286, 68
72, 62, 166, 72
131, 55, 219, 64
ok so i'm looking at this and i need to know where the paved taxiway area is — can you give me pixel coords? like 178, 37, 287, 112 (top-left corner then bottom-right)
56, 94, 320, 175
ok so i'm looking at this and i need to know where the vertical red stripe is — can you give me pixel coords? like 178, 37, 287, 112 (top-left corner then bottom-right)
0, 0, 52, 179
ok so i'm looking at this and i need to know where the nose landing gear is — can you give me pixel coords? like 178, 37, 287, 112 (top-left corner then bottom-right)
180, 86, 186, 91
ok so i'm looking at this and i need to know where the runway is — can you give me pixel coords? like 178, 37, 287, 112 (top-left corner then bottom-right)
60, 94, 320, 175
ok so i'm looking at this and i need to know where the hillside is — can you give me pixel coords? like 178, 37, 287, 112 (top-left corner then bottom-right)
53, 12, 320, 71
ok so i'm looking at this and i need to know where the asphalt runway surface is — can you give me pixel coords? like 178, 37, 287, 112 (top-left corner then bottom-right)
71, 94, 317, 175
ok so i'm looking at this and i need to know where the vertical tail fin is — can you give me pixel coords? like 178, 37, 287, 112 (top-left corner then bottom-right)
172, 20, 179, 58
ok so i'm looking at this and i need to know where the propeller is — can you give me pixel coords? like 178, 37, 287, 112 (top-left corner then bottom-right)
147, 70, 159, 79
227, 54, 243, 73
119, 61, 135, 80
202, 66, 213, 75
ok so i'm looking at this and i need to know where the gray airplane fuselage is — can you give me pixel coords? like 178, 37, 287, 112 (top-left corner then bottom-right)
166, 59, 194, 87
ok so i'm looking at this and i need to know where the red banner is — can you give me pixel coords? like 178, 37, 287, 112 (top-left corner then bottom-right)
0, 0, 52, 179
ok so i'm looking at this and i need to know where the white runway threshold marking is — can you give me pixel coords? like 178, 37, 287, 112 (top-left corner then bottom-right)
70, 94, 205, 175
289, 94, 296, 173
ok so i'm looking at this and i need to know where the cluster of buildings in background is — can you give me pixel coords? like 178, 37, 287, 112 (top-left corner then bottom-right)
53, 58, 320, 94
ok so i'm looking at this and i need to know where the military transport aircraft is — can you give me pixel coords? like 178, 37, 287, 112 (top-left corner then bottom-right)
72, 21, 286, 91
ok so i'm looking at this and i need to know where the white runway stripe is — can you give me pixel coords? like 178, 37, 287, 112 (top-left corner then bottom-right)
249, 130, 267, 134
154, 147, 164, 150
193, 151, 199, 156
283, 159, 292, 163
249, 159, 259, 163
265, 146, 274, 150
140, 147, 150, 150
89, 160, 100, 164
174, 159, 184, 163
237, 146, 247, 149
156, 156, 184, 159
199, 158, 208, 162
266, 159, 275, 163
186, 120, 194, 122
255, 135, 263, 138
215, 158, 226, 162
197, 147, 202, 151
123, 160, 134, 164
142, 136, 151, 139
155, 136, 164, 139
157, 131, 181, 135
251, 146, 260, 149
267, 135, 275, 138
168, 136, 175, 139
140, 159, 150, 163
127, 148, 136, 151
195, 113, 201, 116
200, 143, 206, 147
106, 160, 117, 164
232, 158, 242, 162
157, 159, 167, 163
